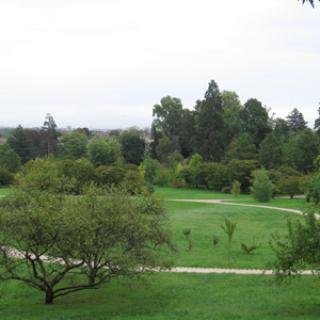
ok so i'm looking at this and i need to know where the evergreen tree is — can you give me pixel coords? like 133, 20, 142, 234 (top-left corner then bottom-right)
7, 125, 33, 163
286, 108, 307, 133
195, 80, 225, 161
259, 132, 284, 169
240, 98, 271, 147
41, 113, 60, 156
314, 104, 320, 135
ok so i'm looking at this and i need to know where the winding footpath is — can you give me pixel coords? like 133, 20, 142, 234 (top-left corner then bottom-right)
167, 198, 316, 276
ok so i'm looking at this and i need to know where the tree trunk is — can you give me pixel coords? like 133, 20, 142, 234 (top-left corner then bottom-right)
45, 289, 54, 305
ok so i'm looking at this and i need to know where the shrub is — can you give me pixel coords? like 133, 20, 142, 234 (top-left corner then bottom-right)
241, 243, 259, 255
231, 180, 241, 197
251, 169, 274, 202
212, 235, 220, 247
206, 163, 228, 191
221, 219, 237, 250
183, 228, 192, 251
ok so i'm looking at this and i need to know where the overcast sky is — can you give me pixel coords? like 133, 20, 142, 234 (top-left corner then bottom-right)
0, 0, 319, 129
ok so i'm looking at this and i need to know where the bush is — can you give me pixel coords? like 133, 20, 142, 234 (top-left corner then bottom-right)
153, 167, 173, 186
241, 243, 259, 255
0, 167, 14, 186
279, 175, 301, 199
206, 163, 228, 191
95, 165, 126, 187
251, 169, 274, 202
231, 180, 241, 197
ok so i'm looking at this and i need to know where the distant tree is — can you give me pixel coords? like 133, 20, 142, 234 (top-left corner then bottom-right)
284, 129, 319, 173
88, 138, 122, 167
274, 118, 290, 141
0, 144, 21, 172
227, 159, 258, 193
179, 109, 196, 158
206, 163, 228, 191
225, 133, 257, 161
7, 125, 33, 163
259, 132, 284, 169
221, 91, 242, 145
41, 113, 60, 156
195, 80, 226, 161
251, 169, 274, 202
314, 105, 320, 135
240, 98, 271, 146
59, 131, 88, 160
0, 167, 14, 186
120, 131, 146, 165
139, 157, 161, 184
286, 108, 307, 133
279, 175, 301, 199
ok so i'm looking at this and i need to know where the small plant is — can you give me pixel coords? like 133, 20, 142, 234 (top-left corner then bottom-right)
183, 228, 192, 251
231, 180, 241, 198
241, 243, 259, 255
221, 219, 237, 250
212, 234, 220, 247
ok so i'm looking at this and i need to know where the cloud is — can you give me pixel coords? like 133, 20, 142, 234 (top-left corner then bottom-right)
0, 0, 319, 128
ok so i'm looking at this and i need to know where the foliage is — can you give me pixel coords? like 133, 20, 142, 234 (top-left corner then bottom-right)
0, 167, 14, 186
183, 228, 192, 251
140, 157, 161, 184
279, 175, 301, 199
7, 125, 33, 163
272, 213, 320, 277
95, 165, 126, 187
212, 235, 220, 247
120, 131, 146, 165
122, 166, 146, 195
225, 133, 256, 161
0, 188, 173, 304
305, 174, 320, 205
259, 133, 284, 169
58, 131, 88, 160
251, 169, 274, 202
205, 163, 228, 191
286, 108, 307, 133
241, 243, 259, 255
195, 80, 225, 161
231, 180, 241, 197
88, 137, 122, 167
0, 144, 21, 173
221, 219, 237, 250
41, 113, 60, 156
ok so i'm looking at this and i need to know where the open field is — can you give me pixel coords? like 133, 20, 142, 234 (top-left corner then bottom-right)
165, 201, 302, 269
1, 273, 320, 320
155, 186, 308, 210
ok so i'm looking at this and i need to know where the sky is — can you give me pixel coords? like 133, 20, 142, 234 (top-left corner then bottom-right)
0, 0, 319, 129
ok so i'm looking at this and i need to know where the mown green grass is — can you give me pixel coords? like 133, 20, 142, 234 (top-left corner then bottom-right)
155, 186, 307, 210
166, 201, 302, 269
1, 273, 320, 320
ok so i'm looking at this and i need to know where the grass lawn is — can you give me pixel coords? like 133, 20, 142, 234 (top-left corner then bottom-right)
166, 201, 302, 269
1, 273, 320, 320
156, 186, 307, 211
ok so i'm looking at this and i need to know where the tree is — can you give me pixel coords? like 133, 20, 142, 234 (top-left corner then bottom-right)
7, 125, 33, 163
120, 131, 146, 165
272, 213, 320, 279
259, 132, 284, 169
41, 113, 60, 156
0, 167, 14, 186
195, 80, 226, 161
0, 188, 173, 304
240, 98, 271, 147
284, 129, 319, 173
314, 105, 320, 135
286, 108, 307, 133
0, 144, 21, 172
88, 137, 122, 167
58, 131, 88, 160
225, 133, 257, 161
251, 169, 274, 202
279, 175, 301, 199
139, 157, 161, 184
221, 91, 242, 145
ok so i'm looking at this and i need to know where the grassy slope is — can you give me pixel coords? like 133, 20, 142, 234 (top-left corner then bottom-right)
166, 201, 302, 269
2, 273, 320, 320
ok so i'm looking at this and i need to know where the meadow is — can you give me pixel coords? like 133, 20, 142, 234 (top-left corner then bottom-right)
1, 186, 319, 320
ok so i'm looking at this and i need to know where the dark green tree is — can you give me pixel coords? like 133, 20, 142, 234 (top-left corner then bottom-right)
314, 105, 320, 135
7, 125, 33, 163
41, 113, 60, 156
240, 98, 271, 146
225, 133, 257, 161
0, 144, 21, 172
58, 131, 88, 160
286, 108, 307, 133
195, 80, 225, 161
120, 131, 146, 165
259, 132, 284, 169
